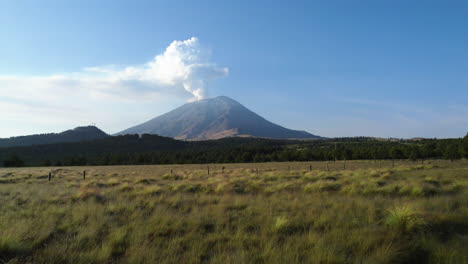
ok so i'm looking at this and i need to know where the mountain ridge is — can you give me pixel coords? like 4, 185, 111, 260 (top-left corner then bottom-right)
0, 126, 109, 148
117, 96, 321, 140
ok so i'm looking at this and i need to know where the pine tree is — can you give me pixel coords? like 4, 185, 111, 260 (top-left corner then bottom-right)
444, 143, 461, 161
461, 133, 468, 158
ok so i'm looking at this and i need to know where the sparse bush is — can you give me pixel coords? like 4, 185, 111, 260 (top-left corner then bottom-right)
273, 216, 289, 232
386, 205, 427, 232
75, 187, 105, 202
162, 173, 183, 180
104, 227, 128, 257
118, 183, 133, 192
304, 181, 342, 193
214, 183, 228, 193
141, 185, 163, 195
232, 181, 247, 194
134, 178, 155, 184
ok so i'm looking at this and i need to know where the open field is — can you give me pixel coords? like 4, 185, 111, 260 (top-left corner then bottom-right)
0, 160, 467, 263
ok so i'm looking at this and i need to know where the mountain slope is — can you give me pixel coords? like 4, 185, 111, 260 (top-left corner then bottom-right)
0, 126, 109, 148
117, 96, 321, 140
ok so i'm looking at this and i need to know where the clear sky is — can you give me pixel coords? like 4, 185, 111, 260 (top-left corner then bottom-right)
1, 0, 467, 138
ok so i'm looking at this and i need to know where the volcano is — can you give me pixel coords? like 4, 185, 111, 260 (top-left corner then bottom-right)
116, 96, 321, 140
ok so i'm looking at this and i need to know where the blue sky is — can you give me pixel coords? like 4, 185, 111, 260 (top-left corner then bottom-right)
0, 0, 467, 138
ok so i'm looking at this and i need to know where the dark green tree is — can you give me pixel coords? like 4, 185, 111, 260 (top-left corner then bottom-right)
444, 143, 461, 161
422, 141, 436, 159
3, 155, 25, 167
390, 147, 404, 160
41, 160, 52, 166
408, 146, 421, 162
461, 133, 468, 158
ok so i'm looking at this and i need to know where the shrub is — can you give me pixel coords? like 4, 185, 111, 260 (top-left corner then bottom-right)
162, 174, 183, 180
118, 183, 133, 192
385, 205, 427, 232
105, 228, 128, 257
273, 216, 289, 232
232, 181, 247, 194
134, 178, 155, 185
141, 185, 163, 195
214, 183, 228, 193
75, 188, 105, 202
318, 182, 342, 192
108, 178, 120, 185
3, 155, 25, 168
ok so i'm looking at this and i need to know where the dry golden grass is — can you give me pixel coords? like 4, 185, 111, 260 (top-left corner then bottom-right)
0, 160, 467, 263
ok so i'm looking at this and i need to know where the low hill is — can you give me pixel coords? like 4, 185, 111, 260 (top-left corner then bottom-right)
0, 126, 109, 148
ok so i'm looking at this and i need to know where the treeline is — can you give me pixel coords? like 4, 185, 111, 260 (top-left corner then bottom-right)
1, 133, 467, 167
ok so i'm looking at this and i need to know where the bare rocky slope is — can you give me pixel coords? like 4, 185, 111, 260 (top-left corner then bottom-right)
117, 96, 321, 140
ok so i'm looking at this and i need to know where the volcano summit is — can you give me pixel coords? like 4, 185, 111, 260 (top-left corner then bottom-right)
117, 96, 320, 140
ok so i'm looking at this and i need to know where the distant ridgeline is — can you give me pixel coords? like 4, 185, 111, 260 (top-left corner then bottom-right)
1, 133, 467, 167
0, 126, 109, 148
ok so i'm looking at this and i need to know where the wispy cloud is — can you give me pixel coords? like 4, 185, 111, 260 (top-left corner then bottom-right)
0, 37, 228, 103
0, 37, 228, 137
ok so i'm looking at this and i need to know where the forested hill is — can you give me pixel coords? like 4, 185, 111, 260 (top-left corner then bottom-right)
0, 126, 109, 148
1, 133, 467, 167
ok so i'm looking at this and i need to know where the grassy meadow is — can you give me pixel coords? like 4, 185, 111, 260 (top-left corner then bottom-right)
0, 160, 467, 263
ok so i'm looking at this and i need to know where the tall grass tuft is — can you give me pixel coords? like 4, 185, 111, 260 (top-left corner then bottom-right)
385, 205, 427, 233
